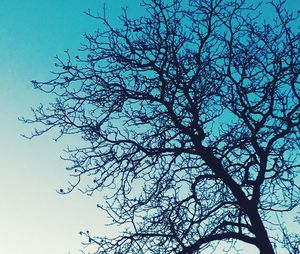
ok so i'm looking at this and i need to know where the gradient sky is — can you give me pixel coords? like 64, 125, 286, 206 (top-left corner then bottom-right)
0, 1, 124, 253
0, 0, 298, 254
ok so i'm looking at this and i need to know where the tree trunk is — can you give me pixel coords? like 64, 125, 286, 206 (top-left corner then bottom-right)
249, 209, 275, 254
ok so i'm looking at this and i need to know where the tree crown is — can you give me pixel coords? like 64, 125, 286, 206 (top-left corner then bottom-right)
25, 0, 300, 253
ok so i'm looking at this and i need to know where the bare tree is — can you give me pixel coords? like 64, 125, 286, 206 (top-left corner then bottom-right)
24, 0, 300, 253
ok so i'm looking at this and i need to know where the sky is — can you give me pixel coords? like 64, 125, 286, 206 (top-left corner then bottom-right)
0, 1, 124, 253
0, 0, 299, 254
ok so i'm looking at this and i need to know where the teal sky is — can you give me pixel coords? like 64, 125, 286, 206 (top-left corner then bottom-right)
0, 0, 298, 254
0, 1, 124, 253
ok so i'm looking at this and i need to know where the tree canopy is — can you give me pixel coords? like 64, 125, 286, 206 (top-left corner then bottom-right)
25, 0, 300, 253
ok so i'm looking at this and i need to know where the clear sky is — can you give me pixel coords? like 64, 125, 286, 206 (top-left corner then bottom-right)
0, 1, 124, 253
0, 0, 298, 254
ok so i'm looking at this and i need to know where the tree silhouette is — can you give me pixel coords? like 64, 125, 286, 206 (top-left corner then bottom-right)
25, 0, 300, 253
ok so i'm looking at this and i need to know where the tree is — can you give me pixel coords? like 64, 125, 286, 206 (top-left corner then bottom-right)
25, 0, 300, 253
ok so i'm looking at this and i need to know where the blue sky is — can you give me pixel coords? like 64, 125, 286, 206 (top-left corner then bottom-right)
0, 0, 298, 254
0, 1, 124, 253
